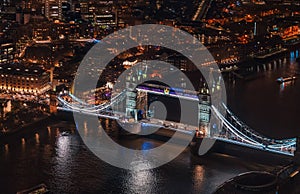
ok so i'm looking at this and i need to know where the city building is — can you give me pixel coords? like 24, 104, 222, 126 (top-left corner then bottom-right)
45, 0, 62, 20
16, 7, 32, 25
166, 54, 197, 72
0, 39, 15, 65
0, 63, 50, 94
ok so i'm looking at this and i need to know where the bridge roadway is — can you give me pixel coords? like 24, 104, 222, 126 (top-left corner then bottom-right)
57, 90, 296, 157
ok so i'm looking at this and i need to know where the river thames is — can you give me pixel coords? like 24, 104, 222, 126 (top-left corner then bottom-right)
0, 48, 300, 193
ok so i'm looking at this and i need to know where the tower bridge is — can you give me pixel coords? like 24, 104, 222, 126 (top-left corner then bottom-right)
56, 81, 298, 159
53, 57, 298, 160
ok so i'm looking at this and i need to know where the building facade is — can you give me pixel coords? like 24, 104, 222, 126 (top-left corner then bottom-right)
0, 40, 15, 65
45, 0, 62, 20
0, 64, 50, 94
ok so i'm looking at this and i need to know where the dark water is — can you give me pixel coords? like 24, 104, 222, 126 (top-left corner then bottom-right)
227, 49, 300, 138
0, 122, 271, 194
1, 49, 300, 194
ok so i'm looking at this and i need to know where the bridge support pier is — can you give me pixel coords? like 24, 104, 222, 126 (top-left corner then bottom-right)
49, 91, 57, 114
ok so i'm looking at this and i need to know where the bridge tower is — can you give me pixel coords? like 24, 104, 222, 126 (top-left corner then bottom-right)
136, 90, 148, 120
293, 137, 300, 165
198, 79, 212, 136
125, 71, 138, 121
49, 91, 57, 114
198, 94, 211, 136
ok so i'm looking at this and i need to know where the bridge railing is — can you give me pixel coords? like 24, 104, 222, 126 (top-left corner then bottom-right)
57, 90, 127, 116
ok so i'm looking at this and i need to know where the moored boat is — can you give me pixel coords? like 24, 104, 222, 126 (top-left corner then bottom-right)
276, 76, 297, 83
16, 183, 49, 194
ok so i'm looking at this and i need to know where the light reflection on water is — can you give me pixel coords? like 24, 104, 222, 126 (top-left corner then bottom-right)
21, 138, 26, 154
124, 161, 157, 193
290, 50, 299, 62
47, 126, 51, 136
0, 121, 267, 194
56, 134, 71, 161
35, 133, 40, 144
193, 165, 205, 187
4, 144, 9, 157
52, 133, 74, 191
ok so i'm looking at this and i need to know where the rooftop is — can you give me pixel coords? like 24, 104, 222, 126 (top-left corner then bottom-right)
0, 63, 47, 77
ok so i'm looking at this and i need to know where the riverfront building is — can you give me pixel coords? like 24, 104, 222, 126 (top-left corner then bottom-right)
0, 39, 15, 65
0, 63, 50, 94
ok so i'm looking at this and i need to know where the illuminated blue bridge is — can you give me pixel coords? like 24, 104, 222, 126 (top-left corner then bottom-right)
56, 84, 297, 158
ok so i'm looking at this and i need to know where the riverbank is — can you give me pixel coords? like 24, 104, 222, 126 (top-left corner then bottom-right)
0, 115, 56, 144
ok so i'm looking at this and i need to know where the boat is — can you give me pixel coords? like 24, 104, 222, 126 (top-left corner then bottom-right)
276, 76, 297, 83
61, 131, 69, 136
253, 48, 288, 61
283, 35, 300, 46
16, 183, 49, 194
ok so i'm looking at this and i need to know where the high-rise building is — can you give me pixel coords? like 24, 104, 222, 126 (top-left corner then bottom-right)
1, 0, 12, 7
93, 1, 115, 26
0, 39, 15, 65
45, 0, 62, 20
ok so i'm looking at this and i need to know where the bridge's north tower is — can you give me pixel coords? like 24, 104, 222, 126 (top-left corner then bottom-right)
294, 137, 300, 165
124, 70, 139, 121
